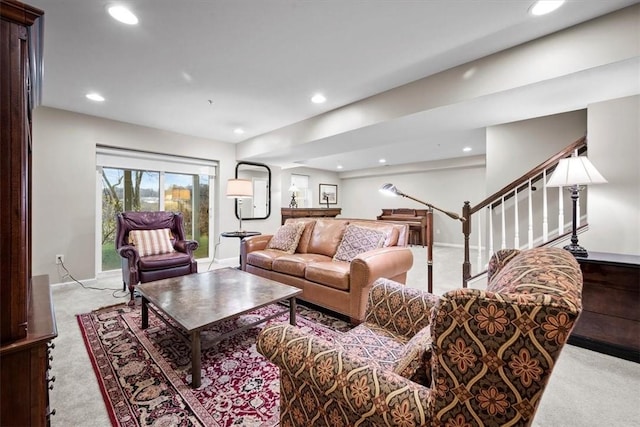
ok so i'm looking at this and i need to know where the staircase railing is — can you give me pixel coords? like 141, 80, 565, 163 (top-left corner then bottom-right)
462, 136, 587, 287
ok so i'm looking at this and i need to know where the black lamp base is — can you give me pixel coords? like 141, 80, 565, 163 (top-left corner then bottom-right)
563, 243, 588, 258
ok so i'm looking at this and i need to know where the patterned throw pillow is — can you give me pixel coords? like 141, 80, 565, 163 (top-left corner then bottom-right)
333, 224, 385, 262
129, 228, 175, 257
266, 223, 305, 254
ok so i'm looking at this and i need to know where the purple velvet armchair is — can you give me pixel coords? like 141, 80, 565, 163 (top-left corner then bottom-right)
116, 211, 199, 301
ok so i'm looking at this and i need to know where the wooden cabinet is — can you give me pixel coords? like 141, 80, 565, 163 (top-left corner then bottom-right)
569, 252, 640, 362
0, 1, 56, 425
281, 208, 342, 225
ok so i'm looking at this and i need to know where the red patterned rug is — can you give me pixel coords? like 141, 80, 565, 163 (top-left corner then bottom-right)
77, 301, 351, 426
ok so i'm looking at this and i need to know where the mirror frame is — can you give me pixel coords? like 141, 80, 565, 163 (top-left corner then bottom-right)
234, 161, 271, 221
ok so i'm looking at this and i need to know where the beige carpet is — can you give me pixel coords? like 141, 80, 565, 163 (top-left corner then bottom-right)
49, 246, 640, 426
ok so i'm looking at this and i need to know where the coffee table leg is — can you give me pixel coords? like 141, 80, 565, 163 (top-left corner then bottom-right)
191, 330, 201, 388
141, 297, 149, 329
289, 297, 297, 326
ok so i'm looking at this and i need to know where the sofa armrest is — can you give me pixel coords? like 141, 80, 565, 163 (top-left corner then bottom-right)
240, 235, 272, 269
257, 323, 432, 425
365, 278, 440, 338
486, 249, 521, 283
349, 246, 414, 323
174, 239, 199, 255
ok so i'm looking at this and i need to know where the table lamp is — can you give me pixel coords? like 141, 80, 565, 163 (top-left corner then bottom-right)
546, 152, 607, 257
288, 184, 298, 208
227, 179, 253, 232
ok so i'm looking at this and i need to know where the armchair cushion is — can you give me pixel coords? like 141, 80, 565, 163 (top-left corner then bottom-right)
266, 222, 305, 254
128, 228, 175, 257
333, 224, 386, 262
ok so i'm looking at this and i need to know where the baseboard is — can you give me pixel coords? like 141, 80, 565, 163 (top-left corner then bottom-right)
568, 335, 640, 363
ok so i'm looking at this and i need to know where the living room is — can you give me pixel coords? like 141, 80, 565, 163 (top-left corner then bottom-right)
2, 1, 639, 426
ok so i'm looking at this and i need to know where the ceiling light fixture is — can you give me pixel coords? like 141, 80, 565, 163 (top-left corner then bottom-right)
86, 93, 105, 102
379, 158, 386, 164
336, 165, 343, 170
311, 93, 326, 104
108, 5, 139, 25
463, 147, 472, 152
529, 0, 565, 16
233, 128, 245, 135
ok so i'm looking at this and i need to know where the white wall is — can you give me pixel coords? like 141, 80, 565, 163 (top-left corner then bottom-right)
486, 110, 587, 194
31, 107, 279, 283
280, 167, 341, 209
580, 95, 640, 255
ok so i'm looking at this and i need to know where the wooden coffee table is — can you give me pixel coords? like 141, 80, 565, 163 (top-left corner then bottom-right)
137, 268, 302, 388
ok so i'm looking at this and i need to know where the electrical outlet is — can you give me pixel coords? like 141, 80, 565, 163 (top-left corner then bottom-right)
56, 254, 64, 264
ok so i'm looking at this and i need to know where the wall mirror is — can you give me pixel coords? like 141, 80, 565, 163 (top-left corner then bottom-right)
235, 161, 271, 220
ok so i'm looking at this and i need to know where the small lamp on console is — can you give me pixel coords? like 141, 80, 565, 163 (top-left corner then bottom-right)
288, 184, 298, 208
227, 179, 253, 232
379, 183, 465, 293
546, 152, 607, 258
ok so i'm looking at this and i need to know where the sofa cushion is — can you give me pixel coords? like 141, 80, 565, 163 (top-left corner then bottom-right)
266, 222, 305, 254
306, 219, 348, 257
333, 224, 386, 262
305, 261, 350, 291
129, 228, 175, 257
246, 249, 286, 271
272, 253, 332, 278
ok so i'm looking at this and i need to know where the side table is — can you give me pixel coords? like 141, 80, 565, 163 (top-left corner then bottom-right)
221, 231, 261, 268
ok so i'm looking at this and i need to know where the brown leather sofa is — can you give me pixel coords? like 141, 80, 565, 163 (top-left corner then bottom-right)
116, 211, 199, 301
240, 218, 413, 323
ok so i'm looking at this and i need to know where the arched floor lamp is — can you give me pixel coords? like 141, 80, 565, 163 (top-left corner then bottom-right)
380, 183, 465, 293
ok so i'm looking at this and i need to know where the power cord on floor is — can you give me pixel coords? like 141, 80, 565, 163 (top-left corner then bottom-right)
57, 259, 127, 298
207, 233, 223, 270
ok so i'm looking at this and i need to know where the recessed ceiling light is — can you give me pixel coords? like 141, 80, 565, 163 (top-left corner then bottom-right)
463, 147, 472, 152
336, 165, 343, 170
311, 93, 326, 104
529, 0, 565, 16
379, 158, 386, 164
233, 128, 245, 135
86, 93, 105, 102
108, 5, 139, 25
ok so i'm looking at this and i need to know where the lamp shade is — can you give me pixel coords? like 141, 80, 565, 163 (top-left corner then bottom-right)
547, 156, 607, 187
288, 184, 298, 192
379, 183, 401, 196
226, 179, 253, 198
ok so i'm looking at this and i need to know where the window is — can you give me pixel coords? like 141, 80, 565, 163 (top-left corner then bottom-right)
97, 147, 216, 273
291, 174, 310, 207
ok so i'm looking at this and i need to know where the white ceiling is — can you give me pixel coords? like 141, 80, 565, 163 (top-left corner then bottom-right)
30, 0, 640, 172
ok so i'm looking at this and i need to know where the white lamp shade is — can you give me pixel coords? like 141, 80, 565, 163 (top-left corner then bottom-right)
547, 156, 607, 187
226, 179, 253, 198
288, 184, 298, 192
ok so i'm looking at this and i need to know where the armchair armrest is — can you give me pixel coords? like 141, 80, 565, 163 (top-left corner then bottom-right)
117, 244, 140, 265
486, 249, 521, 283
257, 323, 432, 426
174, 239, 199, 255
365, 278, 440, 338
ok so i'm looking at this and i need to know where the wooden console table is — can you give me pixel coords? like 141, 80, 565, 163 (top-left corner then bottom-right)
281, 208, 341, 225
568, 252, 639, 362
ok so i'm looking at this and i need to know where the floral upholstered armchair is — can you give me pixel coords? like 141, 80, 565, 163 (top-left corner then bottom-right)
256, 247, 583, 426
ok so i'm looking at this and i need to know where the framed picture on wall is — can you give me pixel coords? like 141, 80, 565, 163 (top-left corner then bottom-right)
319, 184, 338, 205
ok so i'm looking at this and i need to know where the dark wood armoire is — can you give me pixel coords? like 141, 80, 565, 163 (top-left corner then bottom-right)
0, 1, 57, 425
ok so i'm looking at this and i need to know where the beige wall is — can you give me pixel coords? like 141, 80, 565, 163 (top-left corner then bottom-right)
580, 95, 640, 255
486, 110, 587, 194
31, 107, 282, 283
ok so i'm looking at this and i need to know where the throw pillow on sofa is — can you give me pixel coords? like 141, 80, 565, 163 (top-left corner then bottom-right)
129, 228, 175, 257
267, 222, 306, 254
333, 224, 386, 262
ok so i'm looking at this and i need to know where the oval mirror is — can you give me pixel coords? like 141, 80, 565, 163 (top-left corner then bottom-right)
235, 161, 271, 220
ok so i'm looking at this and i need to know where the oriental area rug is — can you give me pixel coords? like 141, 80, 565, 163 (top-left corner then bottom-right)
77, 301, 351, 427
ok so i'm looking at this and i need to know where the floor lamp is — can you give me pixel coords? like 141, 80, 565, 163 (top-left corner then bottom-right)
379, 183, 466, 293
227, 179, 253, 232
546, 152, 607, 257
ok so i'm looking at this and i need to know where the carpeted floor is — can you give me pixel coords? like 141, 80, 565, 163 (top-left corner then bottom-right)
49, 246, 640, 426
77, 300, 350, 427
